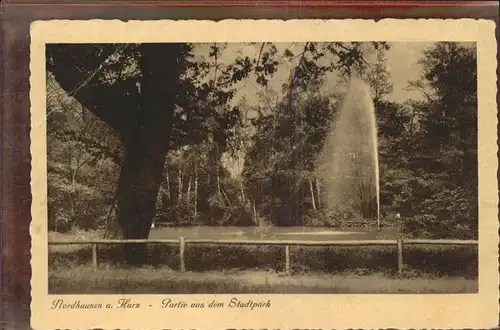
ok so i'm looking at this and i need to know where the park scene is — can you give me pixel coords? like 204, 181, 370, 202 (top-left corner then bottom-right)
46, 41, 478, 294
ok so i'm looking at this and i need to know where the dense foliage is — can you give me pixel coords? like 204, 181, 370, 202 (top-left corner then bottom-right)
47, 41, 478, 241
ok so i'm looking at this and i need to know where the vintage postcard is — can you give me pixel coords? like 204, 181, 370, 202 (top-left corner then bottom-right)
30, 19, 498, 329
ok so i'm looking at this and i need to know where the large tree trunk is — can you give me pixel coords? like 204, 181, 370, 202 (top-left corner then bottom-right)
116, 125, 171, 265
115, 44, 185, 265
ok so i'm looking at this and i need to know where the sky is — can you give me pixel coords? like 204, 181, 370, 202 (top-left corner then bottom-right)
193, 41, 434, 108
384, 42, 431, 102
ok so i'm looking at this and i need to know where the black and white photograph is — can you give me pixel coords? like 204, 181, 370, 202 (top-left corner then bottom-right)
45, 39, 480, 294
30, 19, 498, 329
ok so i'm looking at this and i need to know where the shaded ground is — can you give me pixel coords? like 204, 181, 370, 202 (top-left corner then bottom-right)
49, 266, 477, 294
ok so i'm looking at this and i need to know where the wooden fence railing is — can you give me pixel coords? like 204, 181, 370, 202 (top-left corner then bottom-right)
48, 238, 478, 274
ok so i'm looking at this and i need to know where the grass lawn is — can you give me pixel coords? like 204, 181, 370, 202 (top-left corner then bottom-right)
49, 265, 477, 294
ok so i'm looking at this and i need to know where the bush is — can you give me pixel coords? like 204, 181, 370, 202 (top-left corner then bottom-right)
402, 214, 476, 239
156, 201, 201, 226
302, 209, 336, 227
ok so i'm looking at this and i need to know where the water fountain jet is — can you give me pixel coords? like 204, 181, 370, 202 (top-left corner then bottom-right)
317, 77, 381, 230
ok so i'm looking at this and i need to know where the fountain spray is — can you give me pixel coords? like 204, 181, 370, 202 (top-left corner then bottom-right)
317, 77, 381, 230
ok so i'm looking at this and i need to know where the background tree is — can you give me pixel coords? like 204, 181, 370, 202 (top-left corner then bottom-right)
403, 42, 478, 238
47, 73, 122, 233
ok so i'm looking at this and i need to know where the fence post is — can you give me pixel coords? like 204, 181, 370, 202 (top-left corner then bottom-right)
285, 245, 290, 274
397, 238, 403, 275
179, 236, 186, 272
92, 244, 98, 270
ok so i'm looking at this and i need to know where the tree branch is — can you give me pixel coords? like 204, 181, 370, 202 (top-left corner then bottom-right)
47, 44, 138, 136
